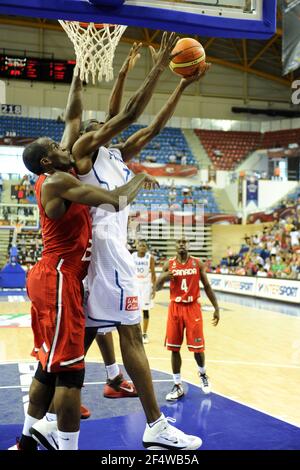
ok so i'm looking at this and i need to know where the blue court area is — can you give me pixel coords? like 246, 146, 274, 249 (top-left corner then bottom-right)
0, 362, 299, 450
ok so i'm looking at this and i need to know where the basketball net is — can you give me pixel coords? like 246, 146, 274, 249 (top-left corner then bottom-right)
59, 21, 127, 84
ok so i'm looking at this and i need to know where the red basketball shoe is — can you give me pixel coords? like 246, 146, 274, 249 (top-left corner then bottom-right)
80, 404, 91, 419
103, 373, 138, 398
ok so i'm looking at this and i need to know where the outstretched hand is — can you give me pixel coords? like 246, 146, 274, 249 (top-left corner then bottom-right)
121, 42, 143, 74
149, 32, 179, 68
180, 62, 211, 88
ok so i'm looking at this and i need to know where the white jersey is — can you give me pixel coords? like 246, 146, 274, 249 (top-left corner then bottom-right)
78, 147, 141, 327
132, 252, 151, 283
132, 251, 153, 310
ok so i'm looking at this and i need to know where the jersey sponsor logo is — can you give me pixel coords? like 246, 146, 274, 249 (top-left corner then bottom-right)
195, 338, 202, 343
172, 268, 197, 276
125, 296, 139, 311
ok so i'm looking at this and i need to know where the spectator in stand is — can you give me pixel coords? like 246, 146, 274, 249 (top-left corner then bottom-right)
26, 190, 37, 205
220, 263, 229, 274
213, 148, 223, 158
257, 265, 268, 277
183, 189, 193, 205
235, 262, 246, 276
21, 175, 31, 196
180, 155, 187, 165
273, 166, 281, 180
168, 187, 177, 204
290, 224, 299, 250
169, 153, 176, 164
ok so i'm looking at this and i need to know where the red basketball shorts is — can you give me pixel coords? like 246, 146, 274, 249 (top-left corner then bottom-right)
27, 257, 85, 373
165, 301, 205, 352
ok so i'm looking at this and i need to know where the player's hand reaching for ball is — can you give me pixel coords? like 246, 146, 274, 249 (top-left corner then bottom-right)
180, 63, 211, 88
149, 32, 179, 68
120, 42, 142, 75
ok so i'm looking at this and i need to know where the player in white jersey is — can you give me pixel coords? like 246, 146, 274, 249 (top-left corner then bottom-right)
73, 62, 209, 449
132, 240, 156, 344
32, 34, 210, 450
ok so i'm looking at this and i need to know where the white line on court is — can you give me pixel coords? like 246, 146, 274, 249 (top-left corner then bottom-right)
0, 378, 174, 390
145, 357, 300, 369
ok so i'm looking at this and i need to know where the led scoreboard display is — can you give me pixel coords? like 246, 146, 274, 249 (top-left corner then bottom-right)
0, 54, 75, 83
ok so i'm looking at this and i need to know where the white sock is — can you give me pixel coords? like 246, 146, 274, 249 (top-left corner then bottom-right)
106, 363, 120, 380
173, 373, 181, 385
58, 430, 80, 450
148, 413, 164, 428
199, 366, 206, 375
45, 412, 57, 422
22, 414, 39, 437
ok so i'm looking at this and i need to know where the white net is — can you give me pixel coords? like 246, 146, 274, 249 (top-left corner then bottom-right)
59, 20, 127, 84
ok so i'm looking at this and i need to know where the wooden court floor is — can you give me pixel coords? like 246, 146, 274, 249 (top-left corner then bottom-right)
0, 289, 300, 427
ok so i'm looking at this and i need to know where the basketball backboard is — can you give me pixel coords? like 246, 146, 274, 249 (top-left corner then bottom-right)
0, 0, 277, 39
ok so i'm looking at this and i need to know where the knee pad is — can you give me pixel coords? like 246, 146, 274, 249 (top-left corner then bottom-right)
34, 362, 56, 387
56, 369, 85, 389
143, 310, 149, 320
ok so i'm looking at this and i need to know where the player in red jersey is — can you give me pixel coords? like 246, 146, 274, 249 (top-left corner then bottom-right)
156, 238, 220, 400
15, 138, 158, 451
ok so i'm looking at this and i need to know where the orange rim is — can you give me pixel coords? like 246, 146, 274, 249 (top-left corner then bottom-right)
79, 22, 114, 29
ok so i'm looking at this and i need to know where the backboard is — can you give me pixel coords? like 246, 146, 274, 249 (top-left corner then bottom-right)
0, 0, 277, 39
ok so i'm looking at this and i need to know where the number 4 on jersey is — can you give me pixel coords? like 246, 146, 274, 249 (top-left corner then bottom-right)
181, 278, 188, 293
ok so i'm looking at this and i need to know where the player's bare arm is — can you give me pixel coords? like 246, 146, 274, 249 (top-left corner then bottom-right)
72, 32, 178, 169
106, 42, 142, 122
114, 64, 211, 162
41, 171, 159, 218
150, 255, 157, 299
156, 261, 174, 291
199, 262, 220, 326
60, 73, 83, 151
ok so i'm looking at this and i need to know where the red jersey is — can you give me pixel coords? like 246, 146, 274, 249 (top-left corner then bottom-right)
35, 174, 92, 279
169, 256, 200, 303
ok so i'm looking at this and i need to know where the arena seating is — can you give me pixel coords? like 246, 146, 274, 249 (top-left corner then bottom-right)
113, 124, 196, 165
131, 185, 221, 213
262, 129, 300, 149
195, 129, 262, 170
0, 117, 196, 166
16, 229, 42, 267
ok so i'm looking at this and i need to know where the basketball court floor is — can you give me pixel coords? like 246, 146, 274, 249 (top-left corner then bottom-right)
0, 288, 299, 450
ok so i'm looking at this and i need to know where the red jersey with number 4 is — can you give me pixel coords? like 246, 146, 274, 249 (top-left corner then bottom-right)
169, 256, 200, 303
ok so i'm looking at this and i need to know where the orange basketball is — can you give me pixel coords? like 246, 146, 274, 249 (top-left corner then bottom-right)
169, 38, 206, 77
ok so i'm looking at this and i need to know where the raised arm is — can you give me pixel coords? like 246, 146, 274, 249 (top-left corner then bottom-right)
156, 261, 173, 291
72, 32, 178, 161
114, 64, 210, 162
200, 263, 220, 326
60, 73, 83, 151
106, 43, 142, 121
42, 171, 159, 217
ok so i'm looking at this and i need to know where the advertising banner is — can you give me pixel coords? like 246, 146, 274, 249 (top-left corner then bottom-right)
207, 274, 300, 304
128, 162, 198, 177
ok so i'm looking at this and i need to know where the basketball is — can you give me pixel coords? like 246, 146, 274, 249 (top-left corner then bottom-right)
169, 38, 206, 77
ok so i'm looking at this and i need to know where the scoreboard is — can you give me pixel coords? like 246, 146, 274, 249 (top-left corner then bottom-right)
0, 54, 75, 83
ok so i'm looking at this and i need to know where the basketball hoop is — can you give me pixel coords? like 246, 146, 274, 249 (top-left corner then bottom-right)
59, 20, 127, 84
